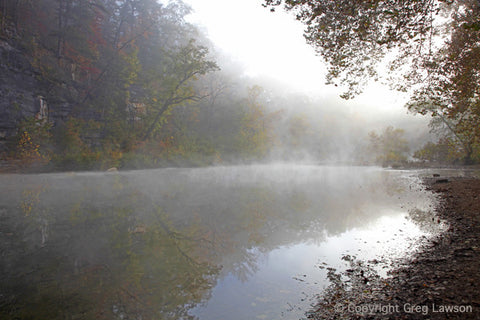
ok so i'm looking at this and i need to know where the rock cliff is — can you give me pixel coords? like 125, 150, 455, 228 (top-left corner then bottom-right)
0, 38, 74, 153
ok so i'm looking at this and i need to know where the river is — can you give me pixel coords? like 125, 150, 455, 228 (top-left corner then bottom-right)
0, 164, 437, 319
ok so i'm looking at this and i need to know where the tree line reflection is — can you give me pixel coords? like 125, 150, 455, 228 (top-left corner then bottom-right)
0, 166, 421, 319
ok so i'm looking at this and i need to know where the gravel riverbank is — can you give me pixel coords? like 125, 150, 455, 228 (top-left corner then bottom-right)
307, 176, 480, 319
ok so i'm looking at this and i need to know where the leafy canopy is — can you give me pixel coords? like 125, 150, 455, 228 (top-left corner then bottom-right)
264, 0, 480, 163
263, 0, 452, 98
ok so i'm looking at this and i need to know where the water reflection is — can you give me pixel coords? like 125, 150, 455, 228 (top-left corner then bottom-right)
0, 165, 435, 319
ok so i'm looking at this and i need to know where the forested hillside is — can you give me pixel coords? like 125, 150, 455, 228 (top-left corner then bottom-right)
0, 0, 283, 170
1, 0, 478, 171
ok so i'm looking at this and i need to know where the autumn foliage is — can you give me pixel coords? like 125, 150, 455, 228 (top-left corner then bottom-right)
1, 0, 281, 170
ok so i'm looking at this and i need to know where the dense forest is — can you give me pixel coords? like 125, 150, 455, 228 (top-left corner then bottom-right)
0, 0, 478, 171
0, 0, 281, 170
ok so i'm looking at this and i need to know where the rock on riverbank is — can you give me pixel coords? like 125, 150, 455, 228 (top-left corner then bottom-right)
307, 177, 480, 320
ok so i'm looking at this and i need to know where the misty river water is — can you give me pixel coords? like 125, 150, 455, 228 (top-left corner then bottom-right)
0, 164, 438, 319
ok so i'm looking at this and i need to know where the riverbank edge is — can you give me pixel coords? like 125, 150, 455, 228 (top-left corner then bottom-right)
307, 176, 480, 319
1, 159, 479, 174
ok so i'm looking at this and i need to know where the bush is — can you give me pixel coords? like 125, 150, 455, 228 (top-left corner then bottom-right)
14, 118, 52, 168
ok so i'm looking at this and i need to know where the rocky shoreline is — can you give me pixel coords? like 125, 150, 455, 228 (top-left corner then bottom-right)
307, 176, 480, 319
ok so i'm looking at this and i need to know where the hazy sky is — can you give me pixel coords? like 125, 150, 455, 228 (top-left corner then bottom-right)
181, 0, 411, 114
183, 0, 327, 92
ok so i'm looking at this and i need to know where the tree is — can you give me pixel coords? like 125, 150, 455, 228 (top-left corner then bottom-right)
264, 0, 479, 163
367, 126, 409, 165
406, 0, 480, 163
141, 40, 218, 141
413, 138, 464, 163
1, 182, 221, 320
237, 86, 281, 158
263, 0, 448, 98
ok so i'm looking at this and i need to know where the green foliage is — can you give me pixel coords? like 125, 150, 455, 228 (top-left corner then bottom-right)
367, 126, 410, 166
2, 0, 225, 170
414, 138, 480, 164
52, 118, 101, 170
236, 86, 277, 158
413, 138, 463, 163
140, 40, 218, 141
4, 0, 286, 171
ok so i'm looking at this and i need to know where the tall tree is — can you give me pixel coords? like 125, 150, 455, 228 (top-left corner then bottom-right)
264, 0, 448, 98
141, 40, 218, 141
406, 0, 480, 163
264, 0, 479, 163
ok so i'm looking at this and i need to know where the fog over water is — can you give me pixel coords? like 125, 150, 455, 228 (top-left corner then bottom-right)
0, 1, 447, 319
178, 0, 434, 164
0, 165, 438, 319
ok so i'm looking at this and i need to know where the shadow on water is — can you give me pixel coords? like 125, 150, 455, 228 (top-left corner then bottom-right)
0, 164, 436, 319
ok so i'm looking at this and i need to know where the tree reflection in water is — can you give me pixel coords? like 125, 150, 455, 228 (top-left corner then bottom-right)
0, 165, 434, 319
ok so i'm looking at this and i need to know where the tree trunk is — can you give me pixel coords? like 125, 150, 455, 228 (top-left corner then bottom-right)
142, 101, 170, 141
464, 148, 473, 165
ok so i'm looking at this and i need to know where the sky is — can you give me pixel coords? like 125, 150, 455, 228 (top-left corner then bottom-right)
181, 0, 413, 115
183, 0, 327, 93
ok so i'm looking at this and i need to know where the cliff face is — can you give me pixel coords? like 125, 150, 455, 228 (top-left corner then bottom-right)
0, 39, 38, 151
0, 39, 74, 153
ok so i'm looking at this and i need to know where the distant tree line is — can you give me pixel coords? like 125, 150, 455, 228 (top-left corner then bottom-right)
264, 0, 480, 164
